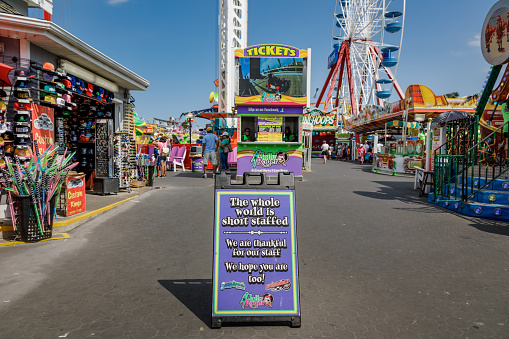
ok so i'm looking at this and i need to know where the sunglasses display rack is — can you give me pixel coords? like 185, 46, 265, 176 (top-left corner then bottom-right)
12, 70, 33, 162
114, 133, 132, 190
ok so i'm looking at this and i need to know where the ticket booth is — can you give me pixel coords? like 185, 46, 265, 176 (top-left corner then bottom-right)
233, 44, 310, 181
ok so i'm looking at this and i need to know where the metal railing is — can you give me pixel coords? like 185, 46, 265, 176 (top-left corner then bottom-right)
462, 120, 509, 201
434, 118, 509, 203
433, 117, 478, 202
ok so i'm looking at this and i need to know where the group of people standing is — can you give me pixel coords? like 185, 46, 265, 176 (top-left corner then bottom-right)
321, 141, 351, 164
202, 127, 232, 178
357, 141, 376, 165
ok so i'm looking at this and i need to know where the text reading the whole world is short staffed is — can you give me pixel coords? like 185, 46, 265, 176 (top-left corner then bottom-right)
221, 197, 289, 227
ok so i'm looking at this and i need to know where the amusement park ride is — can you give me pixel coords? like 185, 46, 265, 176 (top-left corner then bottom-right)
430, 0, 509, 221
316, 0, 406, 115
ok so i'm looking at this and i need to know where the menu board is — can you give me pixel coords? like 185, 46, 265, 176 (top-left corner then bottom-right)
258, 116, 282, 142
95, 119, 112, 178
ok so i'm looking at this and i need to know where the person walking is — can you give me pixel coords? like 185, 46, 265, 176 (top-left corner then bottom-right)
321, 140, 329, 164
202, 127, 219, 178
219, 131, 232, 174
157, 136, 169, 178
359, 144, 366, 164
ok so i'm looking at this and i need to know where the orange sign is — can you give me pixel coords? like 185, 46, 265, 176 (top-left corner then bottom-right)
66, 175, 86, 216
32, 105, 55, 154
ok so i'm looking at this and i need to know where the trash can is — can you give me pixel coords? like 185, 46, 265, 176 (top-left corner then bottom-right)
147, 165, 155, 186
14, 195, 55, 242
192, 157, 204, 172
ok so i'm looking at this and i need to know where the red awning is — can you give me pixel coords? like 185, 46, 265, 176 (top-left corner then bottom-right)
0, 62, 13, 86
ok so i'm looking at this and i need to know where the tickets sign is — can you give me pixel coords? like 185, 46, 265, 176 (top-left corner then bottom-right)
66, 175, 86, 216
212, 190, 300, 318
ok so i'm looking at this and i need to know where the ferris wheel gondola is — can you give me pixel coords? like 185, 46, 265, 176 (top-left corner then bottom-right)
316, 0, 406, 116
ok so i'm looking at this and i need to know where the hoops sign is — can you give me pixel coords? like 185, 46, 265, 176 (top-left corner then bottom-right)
303, 113, 337, 129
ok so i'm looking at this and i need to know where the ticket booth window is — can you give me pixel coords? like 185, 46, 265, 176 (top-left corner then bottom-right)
240, 116, 256, 141
283, 117, 299, 142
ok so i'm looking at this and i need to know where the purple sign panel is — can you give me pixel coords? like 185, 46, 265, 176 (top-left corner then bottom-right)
237, 148, 303, 177
212, 190, 300, 317
237, 106, 304, 115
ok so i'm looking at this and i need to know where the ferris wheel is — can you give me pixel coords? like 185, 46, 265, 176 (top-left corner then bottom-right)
316, 0, 406, 116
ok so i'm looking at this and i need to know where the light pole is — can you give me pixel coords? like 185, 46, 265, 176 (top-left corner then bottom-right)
187, 112, 193, 144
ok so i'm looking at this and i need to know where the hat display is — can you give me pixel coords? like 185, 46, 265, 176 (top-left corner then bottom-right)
42, 62, 55, 72
86, 83, 93, 97
14, 148, 31, 159
43, 72, 54, 82
14, 126, 30, 134
15, 80, 30, 89
13, 102, 33, 111
14, 68, 31, 80
68, 75, 76, 90
14, 90, 30, 100
43, 94, 57, 104
14, 114, 30, 123
76, 78, 85, 94
44, 84, 56, 93
62, 79, 71, 89
14, 135, 31, 146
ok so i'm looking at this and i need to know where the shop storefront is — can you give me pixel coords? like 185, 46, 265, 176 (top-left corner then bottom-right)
234, 44, 310, 180
0, 7, 149, 207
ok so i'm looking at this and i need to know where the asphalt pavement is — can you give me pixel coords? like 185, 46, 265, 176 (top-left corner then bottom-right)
0, 159, 508, 338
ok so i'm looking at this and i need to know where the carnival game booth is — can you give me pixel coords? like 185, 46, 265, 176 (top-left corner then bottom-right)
343, 84, 483, 174
194, 111, 238, 172
374, 120, 424, 174
303, 109, 338, 158
234, 44, 310, 181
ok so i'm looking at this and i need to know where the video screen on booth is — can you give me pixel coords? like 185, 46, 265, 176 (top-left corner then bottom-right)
237, 57, 307, 98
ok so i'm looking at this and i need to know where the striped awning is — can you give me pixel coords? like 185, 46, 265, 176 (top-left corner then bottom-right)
386, 120, 420, 129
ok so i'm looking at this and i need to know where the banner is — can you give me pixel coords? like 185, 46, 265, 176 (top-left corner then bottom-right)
212, 189, 300, 318
32, 105, 55, 155
66, 174, 86, 216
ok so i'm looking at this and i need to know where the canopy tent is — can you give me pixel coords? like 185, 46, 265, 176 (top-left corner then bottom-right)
431, 110, 472, 124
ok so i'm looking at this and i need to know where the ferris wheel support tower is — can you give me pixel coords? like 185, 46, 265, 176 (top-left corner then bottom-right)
218, 0, 248, 113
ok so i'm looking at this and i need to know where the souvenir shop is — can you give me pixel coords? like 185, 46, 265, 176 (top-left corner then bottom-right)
0, 61, 135, 194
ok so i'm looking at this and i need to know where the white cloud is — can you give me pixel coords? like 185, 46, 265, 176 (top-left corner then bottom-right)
108, 0, 129, 4
468, 34, 481, 47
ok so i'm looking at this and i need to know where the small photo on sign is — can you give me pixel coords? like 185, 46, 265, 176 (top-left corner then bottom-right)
34, 113, 54, 131
67, 178, 83, 189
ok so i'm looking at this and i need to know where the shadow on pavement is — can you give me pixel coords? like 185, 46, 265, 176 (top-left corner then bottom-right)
158, 279, 212, 327
355, 177, 509, 236
468, 218, 509, 236
354, 179, 431, 205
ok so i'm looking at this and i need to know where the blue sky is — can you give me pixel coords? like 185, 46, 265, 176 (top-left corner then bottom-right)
43, 0, 493, 124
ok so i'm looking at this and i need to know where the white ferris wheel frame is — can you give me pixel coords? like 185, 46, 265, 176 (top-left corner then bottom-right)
317, 0, 406, 116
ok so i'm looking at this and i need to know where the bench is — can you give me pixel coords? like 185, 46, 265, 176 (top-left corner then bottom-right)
414, 166, 434, 197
